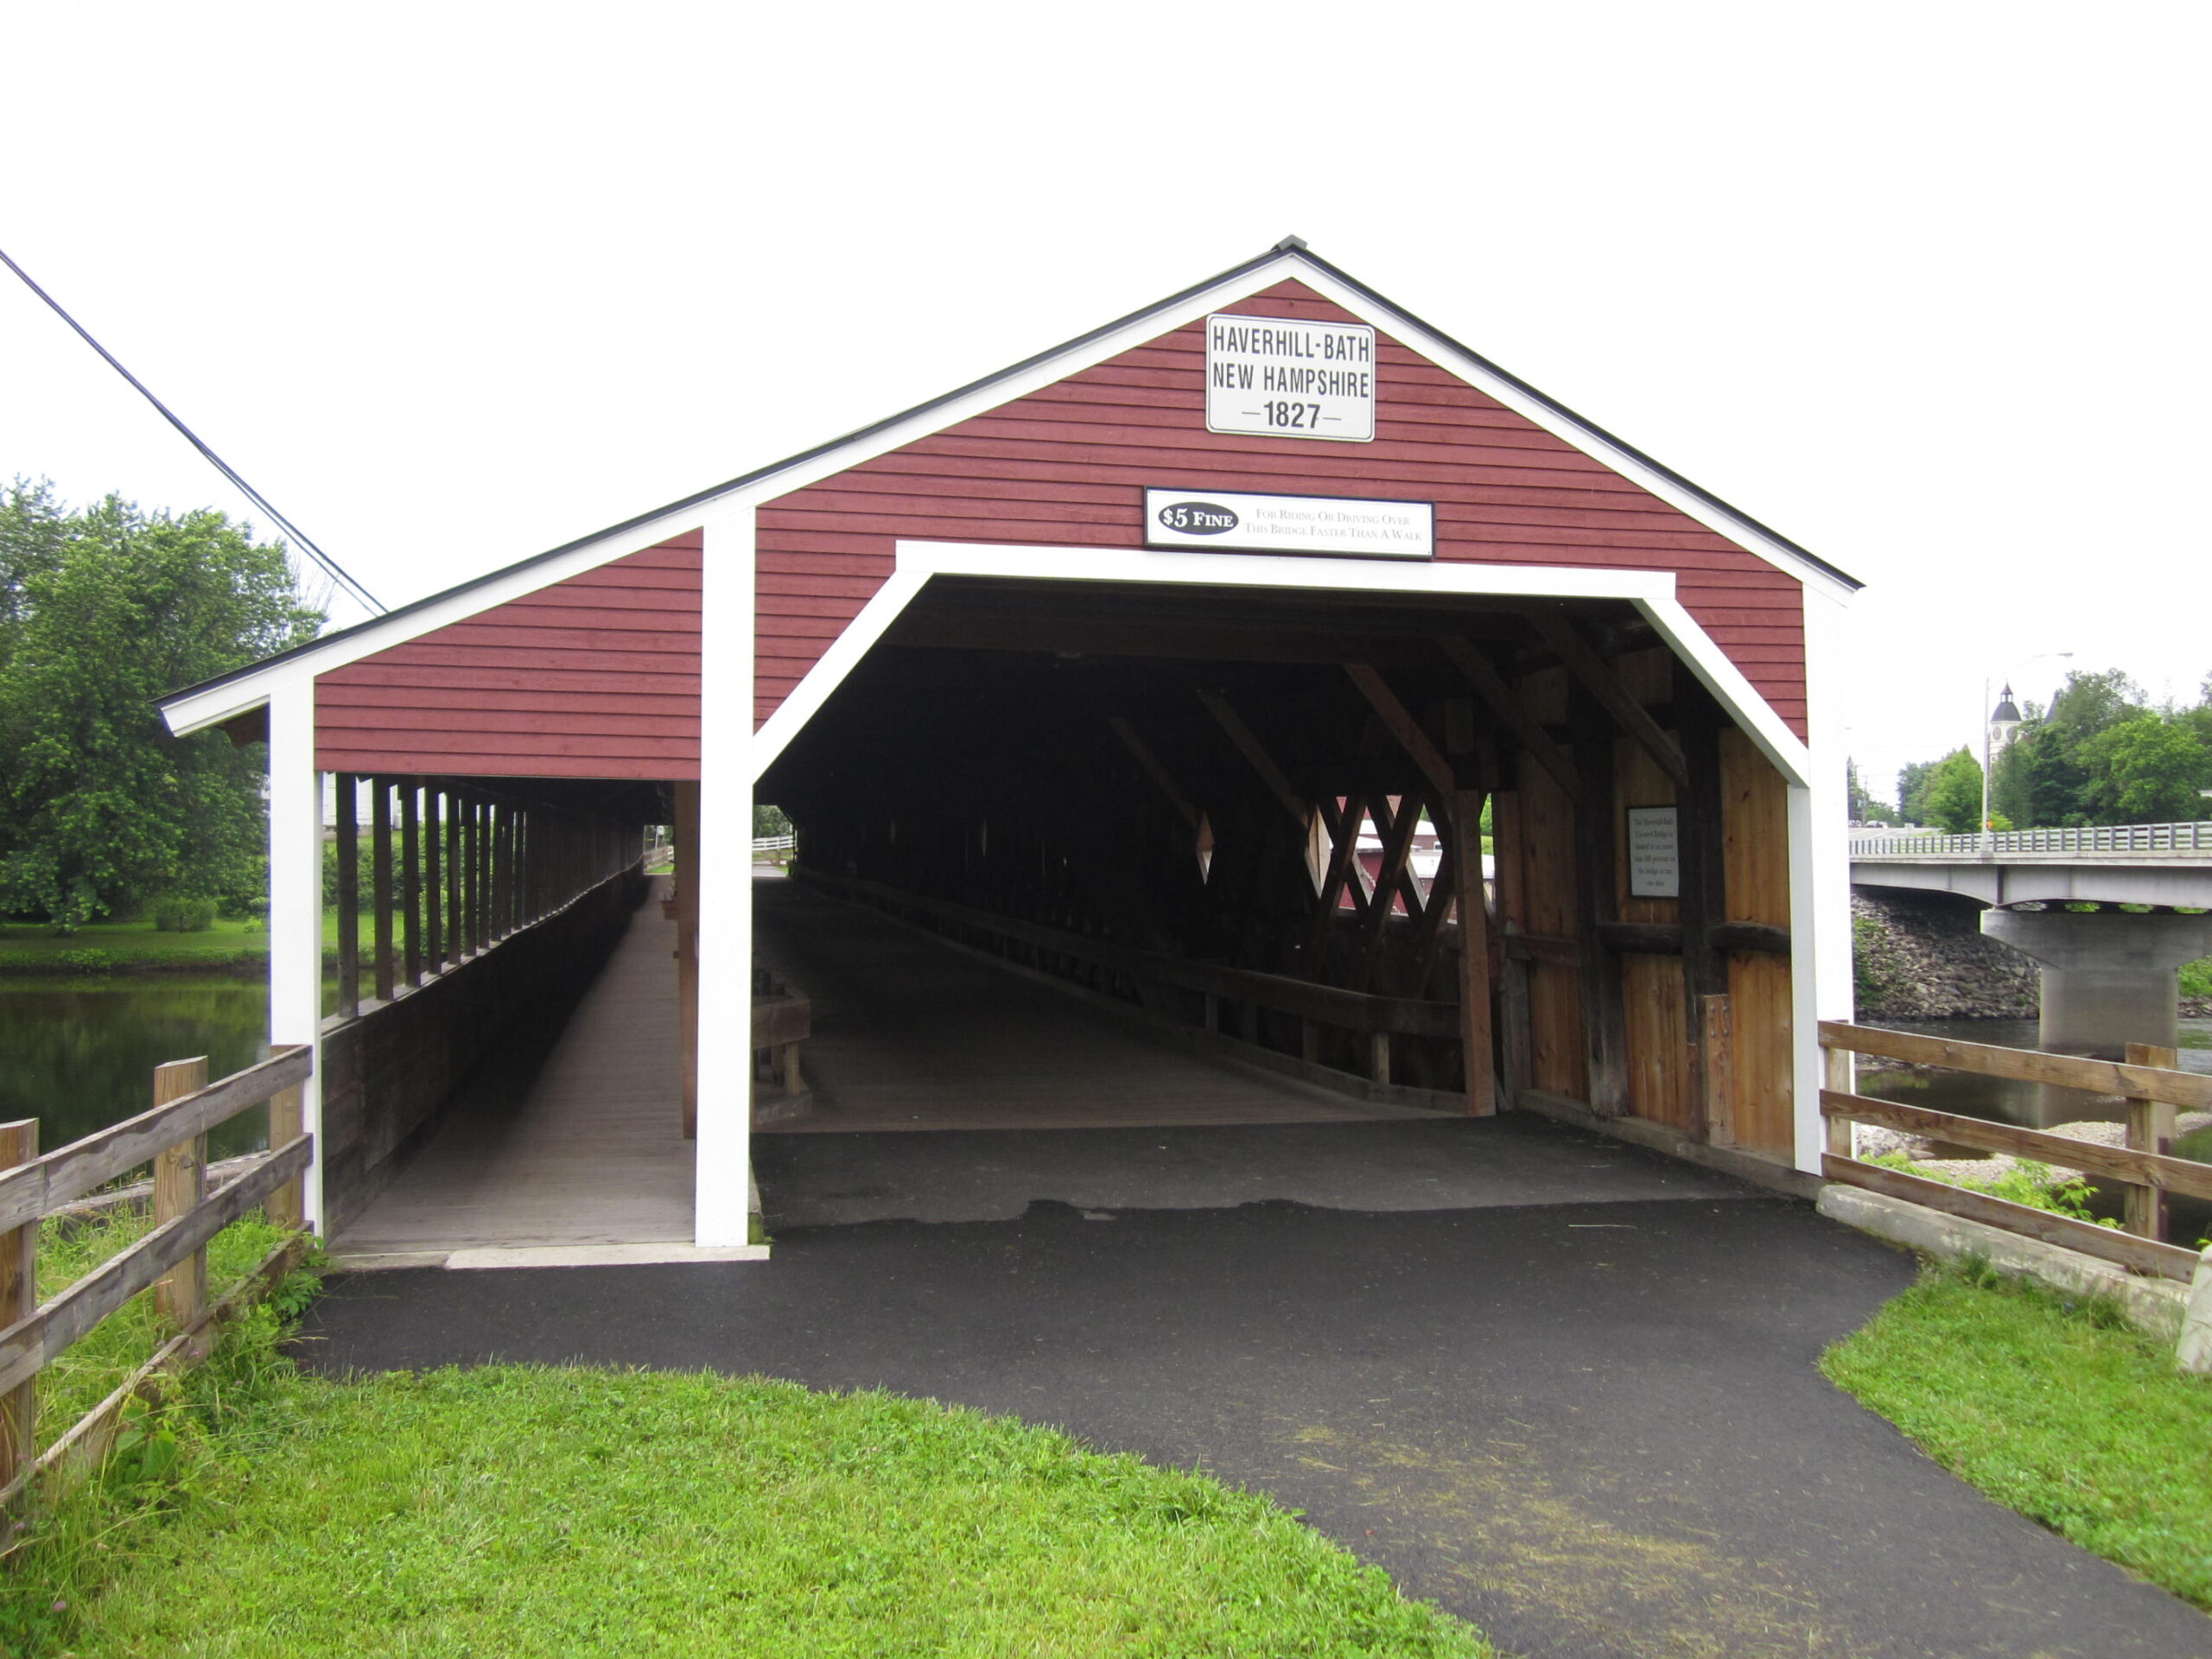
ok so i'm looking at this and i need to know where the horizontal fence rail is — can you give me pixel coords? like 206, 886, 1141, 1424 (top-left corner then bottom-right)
1818, 1021, 2207, 1281
0, 1047, 313, 1505
1850, 821, 2212, 859
753, 835, 796, 854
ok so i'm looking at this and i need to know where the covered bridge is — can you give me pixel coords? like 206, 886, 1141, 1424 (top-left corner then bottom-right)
160, 240, 1859, 1260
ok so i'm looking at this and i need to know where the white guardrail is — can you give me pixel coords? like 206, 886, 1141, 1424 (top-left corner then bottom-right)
1850, 821, 2212, 858
753, 835, 796, 854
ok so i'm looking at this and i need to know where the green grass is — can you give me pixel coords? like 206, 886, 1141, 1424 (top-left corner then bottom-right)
23, 1367, 1488, 1658
33, 1205, 295, 1442
1821, 1261, 2212, 1610
0, 917, 271, 973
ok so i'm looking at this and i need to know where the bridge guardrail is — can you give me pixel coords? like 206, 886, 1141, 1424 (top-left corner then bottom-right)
1850, 821, 2212, 858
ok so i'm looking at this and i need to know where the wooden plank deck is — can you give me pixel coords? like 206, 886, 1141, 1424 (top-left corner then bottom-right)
753, 874, 1433, 1134
330, 877, 709, 1268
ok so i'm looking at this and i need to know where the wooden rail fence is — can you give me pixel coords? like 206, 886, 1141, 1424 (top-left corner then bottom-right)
1818, 1021, 2212, 1282
0, 1046, 313, 1505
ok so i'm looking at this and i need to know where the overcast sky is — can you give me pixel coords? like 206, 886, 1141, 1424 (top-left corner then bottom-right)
3, 3, 2203, 804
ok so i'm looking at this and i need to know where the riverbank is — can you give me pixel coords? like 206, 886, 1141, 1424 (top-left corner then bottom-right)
0, 917, 271, 976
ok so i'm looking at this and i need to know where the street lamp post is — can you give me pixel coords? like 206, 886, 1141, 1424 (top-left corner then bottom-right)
1982, 652, 2073, 854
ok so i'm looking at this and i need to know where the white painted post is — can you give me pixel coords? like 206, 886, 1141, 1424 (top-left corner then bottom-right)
266, 684, 327, 1232
695, 509, 756, 1247
1790, 585, 1856, 1177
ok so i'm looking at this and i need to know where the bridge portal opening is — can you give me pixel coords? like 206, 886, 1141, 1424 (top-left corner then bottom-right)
747, 569, 1803, 1167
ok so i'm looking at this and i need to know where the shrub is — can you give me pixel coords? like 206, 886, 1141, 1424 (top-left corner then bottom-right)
149, 895, 217, 933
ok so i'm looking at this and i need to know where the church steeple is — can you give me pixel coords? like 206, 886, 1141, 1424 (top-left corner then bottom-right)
1989, 684, 2023, 753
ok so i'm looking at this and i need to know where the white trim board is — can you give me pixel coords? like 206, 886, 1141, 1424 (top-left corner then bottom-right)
162, 246, 1847, 738
750, 539, 1813, 790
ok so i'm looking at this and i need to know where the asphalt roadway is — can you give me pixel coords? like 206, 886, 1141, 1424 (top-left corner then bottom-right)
294, 1116, 2212, 1658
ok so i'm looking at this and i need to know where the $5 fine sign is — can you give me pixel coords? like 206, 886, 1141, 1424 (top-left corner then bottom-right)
1205, 314, 1376, 442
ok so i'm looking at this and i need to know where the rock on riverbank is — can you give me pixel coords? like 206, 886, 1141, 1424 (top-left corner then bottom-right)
1853, 890, 2037, 1021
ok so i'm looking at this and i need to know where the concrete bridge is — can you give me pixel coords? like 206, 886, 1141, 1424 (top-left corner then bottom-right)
1849, 821, 2212, 909
1851, 822, 2212, 1057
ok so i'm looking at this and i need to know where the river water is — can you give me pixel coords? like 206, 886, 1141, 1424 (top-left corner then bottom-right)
0, 972, 272, 1160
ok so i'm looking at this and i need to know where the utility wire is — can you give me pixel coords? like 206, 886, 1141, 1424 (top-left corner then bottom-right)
0, 243, 385, 614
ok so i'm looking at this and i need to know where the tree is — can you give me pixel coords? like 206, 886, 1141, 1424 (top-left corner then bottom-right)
0, 483, 322, 927
1987, 668, 2156, 828
2078, 715, 2212, 822
1847, 760, 1896, 823
1915, 748, 1985, 834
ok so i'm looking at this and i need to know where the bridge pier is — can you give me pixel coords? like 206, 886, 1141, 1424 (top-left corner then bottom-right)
1981, 908, 2212, 1058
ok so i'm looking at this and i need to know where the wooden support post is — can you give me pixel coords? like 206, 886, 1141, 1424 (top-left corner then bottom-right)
423, 785, 444, 973
2123, 1041, 2179, 1241
370, 779, 395, 1002
676, 781, 701, 1140
334, 773, 359, 1020
0, 1119, 37, 1495
399, 780, 422, 988
1570, 695, 1629, 1118
474, 799, 492, 946
1824, 1040, 1855, 1158
1676, 664, 1728, 1140
152, 1057, 210, 1332
445, 791, 465, 958
1452, 788, 1496, 1115
1370, 1031, 1393, 1088
779, 1042, 804, 1096
1300, 1019, 1320, 1064
267, 1077, 305, 1232
1701, 994, 1737, 1147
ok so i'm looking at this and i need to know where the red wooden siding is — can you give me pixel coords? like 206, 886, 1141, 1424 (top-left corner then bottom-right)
316, 534, 702, 779
757, 280, 1806, 736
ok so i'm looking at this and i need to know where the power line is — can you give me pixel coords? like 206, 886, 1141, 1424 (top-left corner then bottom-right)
0, 243, 385, 615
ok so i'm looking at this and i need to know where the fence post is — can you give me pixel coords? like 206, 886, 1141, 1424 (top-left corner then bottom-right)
267, 1073, 306, 1233
152, 1057, 210, 1332
1823, 1036, 1855, 1160
2123, 1041, 2179, 1242
0, 1120, 37, 1495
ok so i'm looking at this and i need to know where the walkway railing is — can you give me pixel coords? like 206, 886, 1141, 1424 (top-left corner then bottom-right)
753, 835, 796, 854
1818, 1021, 2212, 1281
810, 871, 1461, 1096
0, 1047, 314, 1504
1850, 821, 2212, 858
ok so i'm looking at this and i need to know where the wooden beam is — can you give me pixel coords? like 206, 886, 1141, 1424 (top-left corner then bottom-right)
334, 774, 359, 1020
1433, 638, 1582, 801
370, 779, 394, 1002
1823, 1088, 2212, 1203
676, 780, 700, 1141
1571, 689, 1629, 1117
1529, 608, 1690, 791
1197, 688, 1310, 830
1452, 787, 1496, 1115
1303, 793, 1370, 975
1819, 1021, 2212, 1112
1352, 795, 1424, 992
1344, 663, 1455, 798
1106, 717, 1201, 830
1675, 664, 1726, 1140
399, 782, 423, 988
